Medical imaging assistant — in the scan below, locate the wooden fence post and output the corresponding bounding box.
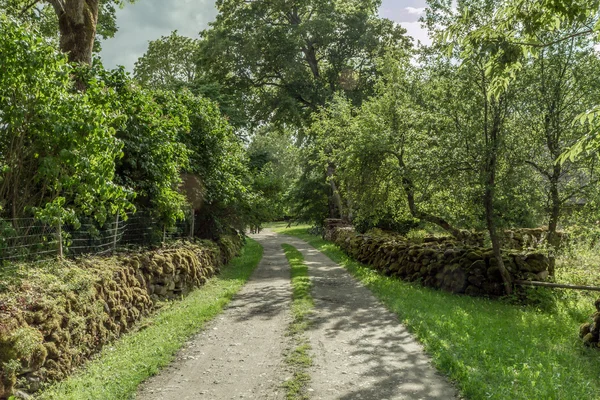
[57,221,63,259]
[190,209,195,239]
[112,213,120,252]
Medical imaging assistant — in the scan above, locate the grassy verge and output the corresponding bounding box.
[275,225,600,400]
[281,244,314,400]
[36,238,263,400]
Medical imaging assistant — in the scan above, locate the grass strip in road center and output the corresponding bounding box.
[282,244,315,400]
[37,238,263,400]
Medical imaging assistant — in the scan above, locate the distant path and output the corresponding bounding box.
[137,230,459,399]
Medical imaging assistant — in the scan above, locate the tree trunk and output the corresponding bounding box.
[49,0,99,65]
[390,150,462,237]
[327,162,343,219]
[547,165,561,276]
[485,182,513,295]
[404,176,462,237]
[483,92,512,295]
[303,43,320,79]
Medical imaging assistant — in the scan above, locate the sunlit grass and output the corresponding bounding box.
[277,226,600,400]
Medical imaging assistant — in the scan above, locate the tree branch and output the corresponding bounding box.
[525,160,551,179]
[19,0,42,16]
[508,28,594,49]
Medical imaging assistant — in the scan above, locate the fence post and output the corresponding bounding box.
[57,221,63,259]
[190,209,195,239]
[163,224,167,243]
[112,213,120,252]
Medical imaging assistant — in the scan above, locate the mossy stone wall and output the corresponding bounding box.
[580,299,600,348]
[328,226,550,297]
[0,236,242,399]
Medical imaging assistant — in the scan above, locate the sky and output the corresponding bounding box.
[100,0,431,71]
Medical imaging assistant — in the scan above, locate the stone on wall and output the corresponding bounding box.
[326,226,550,297]
[0,235,242,399]
[580,298,600,348]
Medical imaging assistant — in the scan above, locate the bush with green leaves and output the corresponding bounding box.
[0,14,130,226]
[0,14,255,241]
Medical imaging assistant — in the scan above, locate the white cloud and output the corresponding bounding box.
[99,0,217,71]
[400,21,432,47]
[405,7,426,15]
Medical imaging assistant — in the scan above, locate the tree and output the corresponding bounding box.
[317,51,496,237]
[0,14,130,225]
[246,127,300,224]
[134,31,200,90]
[175,90,251,237]
[95,68,190,225]
[423,0,517,293]
[513,37,600,272]
[200,0,411,221]
[445,0,600,158]
[199,0,410,128]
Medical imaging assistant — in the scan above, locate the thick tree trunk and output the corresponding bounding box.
[49,0,99,65]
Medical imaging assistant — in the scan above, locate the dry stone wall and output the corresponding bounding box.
[580,298,600,348]
[327,226,550,297]
[0,236,242,399]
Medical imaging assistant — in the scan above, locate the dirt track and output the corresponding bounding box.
[137,230,459,400]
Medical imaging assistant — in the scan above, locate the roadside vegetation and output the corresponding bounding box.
[4,0,600,398]
[275,224,600,400]
[281,244,314,400]
[36,239,263,400]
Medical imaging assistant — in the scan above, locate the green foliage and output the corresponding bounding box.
[199,0,410,128]
[286,163,331,225]
[441,0,600,158]
[93,68,189,225]
[246,128,300,224]
[287,0,600,244]
[175,91,252,236]
[0,12,255,240]
[0,15,131,225]
[134,31,200,90]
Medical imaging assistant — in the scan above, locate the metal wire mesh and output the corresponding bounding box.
[0,212,195,269]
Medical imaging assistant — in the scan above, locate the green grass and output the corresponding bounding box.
[281,244,314,400]
[36,239,263,400]
[275,226,600,400]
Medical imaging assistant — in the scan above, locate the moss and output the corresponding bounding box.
[580,323,591,338]
[583,333,596,346]
[0,239,236,398]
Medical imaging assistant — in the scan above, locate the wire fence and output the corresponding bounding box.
[0,212,196,269]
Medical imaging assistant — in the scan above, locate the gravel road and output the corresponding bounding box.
[137,230,459,400]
